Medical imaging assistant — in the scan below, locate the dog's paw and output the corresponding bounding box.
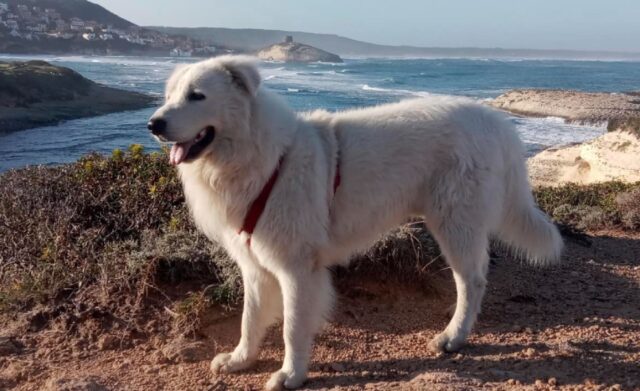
[264,369,307,390]
[210,352,255,374]
[428,332,465,353]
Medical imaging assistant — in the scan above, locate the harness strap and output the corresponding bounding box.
[239,155,340,246]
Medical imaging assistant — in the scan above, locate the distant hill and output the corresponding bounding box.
[150,26,640,61]
[0,1,218,56]
[4,0,135,29]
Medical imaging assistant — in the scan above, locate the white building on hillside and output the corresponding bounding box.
[70,18,85,30]
[6,19,18,29]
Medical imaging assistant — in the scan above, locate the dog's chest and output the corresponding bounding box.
[181,176,233,241]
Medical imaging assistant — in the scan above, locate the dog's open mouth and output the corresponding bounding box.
[169,126,216,165]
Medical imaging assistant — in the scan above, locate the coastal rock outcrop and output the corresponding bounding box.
[0,60,154,133]
[489,89,640,186]
[527,130,640,187]
[490,89,640,129]
[257,36,342,63]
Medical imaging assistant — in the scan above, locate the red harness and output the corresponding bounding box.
[238,156,340,246]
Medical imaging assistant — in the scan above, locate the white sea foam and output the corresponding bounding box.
[513,116,606,154]
[362,84,388,92]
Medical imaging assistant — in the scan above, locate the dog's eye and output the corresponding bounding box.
[187,91,206,101]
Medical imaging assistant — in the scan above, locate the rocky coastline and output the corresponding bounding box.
[490,89,640,186]
[0,60,155,133]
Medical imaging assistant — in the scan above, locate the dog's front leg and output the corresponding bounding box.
[265,267,334,390]
[211,263,282,374]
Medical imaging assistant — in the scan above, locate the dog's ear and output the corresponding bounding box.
[165,64,189,99]
[221,56,261,96]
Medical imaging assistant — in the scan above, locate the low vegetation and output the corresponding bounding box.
[608,116,640,138]
[1,147,638,337]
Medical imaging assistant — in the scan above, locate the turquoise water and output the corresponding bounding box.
[2,55,638,172]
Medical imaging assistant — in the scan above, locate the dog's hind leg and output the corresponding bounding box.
[211,262,282,374]
[265,267,334,391]
[427,223,490,353]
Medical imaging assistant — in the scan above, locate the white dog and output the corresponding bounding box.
[148,55,563,390]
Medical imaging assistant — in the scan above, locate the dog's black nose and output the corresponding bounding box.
[147,118,167,135]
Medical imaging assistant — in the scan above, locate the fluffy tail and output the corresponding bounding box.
[498,149,564,265]
[499,201,564,265]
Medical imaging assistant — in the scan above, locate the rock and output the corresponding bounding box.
[527,130,640,186]
[151,350,170,364]
[45,376,107,391]
[161,338,209,363]
[142,365,159,374]
[0,60,154,134]
[330,362,346,372]
[97,335,119,351]
[0,337,22,356]
[257,37,342,63]
[489,89,640,126]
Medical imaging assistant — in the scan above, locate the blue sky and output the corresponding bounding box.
[92,0,640,52]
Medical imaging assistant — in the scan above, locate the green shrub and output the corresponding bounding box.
[0,148,236,316]
[607,117,640,138]
[616,188,640,230]
[533,182,640,230]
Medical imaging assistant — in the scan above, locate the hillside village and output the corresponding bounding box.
[0,2,217,56]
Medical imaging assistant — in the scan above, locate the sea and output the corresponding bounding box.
[1,55,640,172]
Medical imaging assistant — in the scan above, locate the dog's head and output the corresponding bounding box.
[148,55,261,165]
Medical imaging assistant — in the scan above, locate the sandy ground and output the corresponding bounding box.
[1,230,639,391]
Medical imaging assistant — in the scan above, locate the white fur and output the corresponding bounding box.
[150,55,563,390]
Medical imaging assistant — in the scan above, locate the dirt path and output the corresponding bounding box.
[2,231,639,390]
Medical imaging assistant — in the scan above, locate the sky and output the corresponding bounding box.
[92,0,640,52]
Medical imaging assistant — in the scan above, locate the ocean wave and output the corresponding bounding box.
[296,71,327,76]
[362,84,389,92]
[513,116,605,150]
[361,84,440,98]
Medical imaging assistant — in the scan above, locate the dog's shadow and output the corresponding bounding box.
[302,339,640,389]
[314,233,640,388]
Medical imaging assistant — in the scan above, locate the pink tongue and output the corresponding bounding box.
[170,141,193,165]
